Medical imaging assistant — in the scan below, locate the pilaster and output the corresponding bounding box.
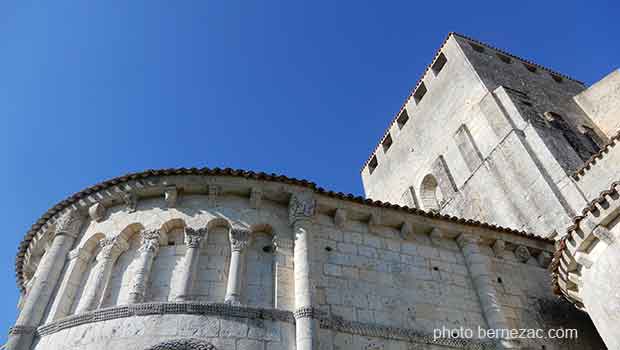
[7,210,84,350]
[224,228,251,305]
[174,226,207,301]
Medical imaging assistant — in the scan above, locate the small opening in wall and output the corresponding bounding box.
[497,277,503,284]
[524,63,537,73]
[397,109,409,129]
[541,346,546,350]
[496,53,512,64]
[469,42,484,53]
[551,73,563,83]
[262,245,274,253]
[325,246,333,252]
[431,52,448,76]
[413,82,427,104]
[382,134,393,153]
[433,266,439,271]
[168,240,175,246]
[368,156,378,174]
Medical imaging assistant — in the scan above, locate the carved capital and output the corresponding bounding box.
[184,227,207,248]
[229,228,251,252]
[54,210,83,238]
[139,229,161,254]
[88,202,106,222]
[515,245,531,263]
[164,186,178,208]
[288,193,316,225]
[68,247,91,263]
[98,237,129,261]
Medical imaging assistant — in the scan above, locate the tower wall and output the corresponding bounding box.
[361,34,611,236]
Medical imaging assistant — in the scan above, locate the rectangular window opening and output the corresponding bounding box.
[382,134,393,153]
[469,42,484,53]
[368,155,378,174]
[431,52,448,76]
[413,82,427,104]
[397,109,409,129]
[496,53,512,64]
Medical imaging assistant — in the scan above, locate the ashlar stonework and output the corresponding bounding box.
[7,32,620,350]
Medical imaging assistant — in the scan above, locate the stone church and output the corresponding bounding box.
[6,33,620,350]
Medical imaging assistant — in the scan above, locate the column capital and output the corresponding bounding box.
[54,210,84,238]
[289,192,316,225]
[229,228,251,252]
[184,227,207,248]
[139,229,161,254]
[68,247,91,263]
[98,237,129,261]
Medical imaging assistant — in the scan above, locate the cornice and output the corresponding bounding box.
[16,167,549,292]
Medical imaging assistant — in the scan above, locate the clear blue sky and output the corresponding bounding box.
[0,0,617,339]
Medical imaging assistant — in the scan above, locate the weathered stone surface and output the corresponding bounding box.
[9,32,615,350]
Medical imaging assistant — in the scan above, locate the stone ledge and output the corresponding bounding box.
[35,302,295,337]
[31,302,496,349]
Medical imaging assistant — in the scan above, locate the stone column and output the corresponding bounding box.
[289,193,317,350]
[174,227,206,301]
[74,236,129,313]
[225,228,251,305]
[7,210,83,350]
[47,247,91,320]
[457,234,520,349]
[128,229,161,304]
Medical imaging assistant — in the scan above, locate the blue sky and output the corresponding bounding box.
[0,0,618,340]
